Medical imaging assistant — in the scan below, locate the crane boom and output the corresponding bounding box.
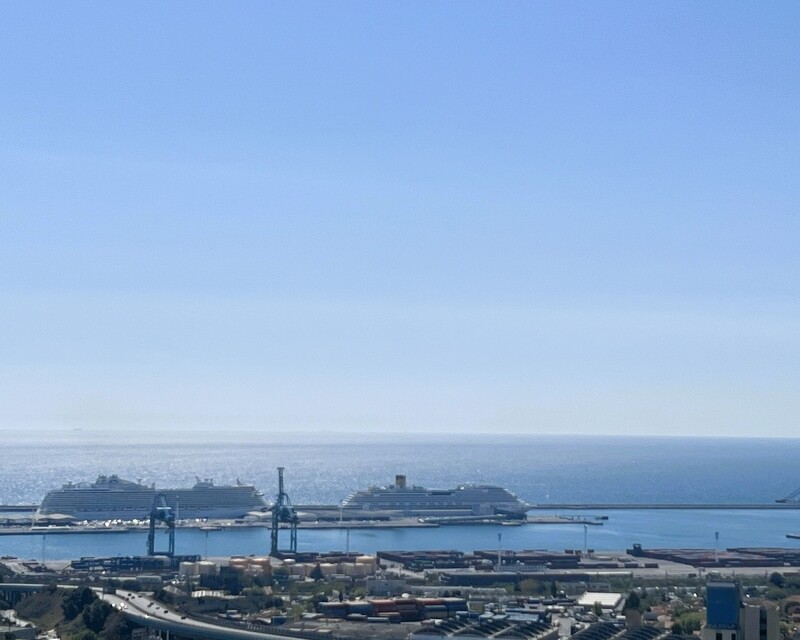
[776,486,800,503]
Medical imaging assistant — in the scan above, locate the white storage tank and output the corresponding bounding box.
[198,560,219,576]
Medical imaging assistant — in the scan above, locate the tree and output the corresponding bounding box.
[593,602,603,617]
[100,612,132,640]
[765,586,788,601]
[309,564,324,581]
[769,572,786,588]
[517,579,538,594]
[63,587,96,621]
[626,591,641,612]
[673,611,704,634]
[82,600,114,633]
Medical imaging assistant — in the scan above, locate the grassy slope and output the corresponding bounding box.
[14,589,67,630]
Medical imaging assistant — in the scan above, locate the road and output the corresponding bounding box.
[103,590,305,640]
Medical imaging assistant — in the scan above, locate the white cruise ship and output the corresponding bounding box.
[341,475,529,519]
[38,474,268,521]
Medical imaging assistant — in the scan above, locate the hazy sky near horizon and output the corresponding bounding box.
[1,3,799,437]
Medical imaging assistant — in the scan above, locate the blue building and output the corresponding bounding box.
[701,581,778,640]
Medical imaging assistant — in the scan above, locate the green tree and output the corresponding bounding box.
[765,587,788,601]
[674,611,704,633]
[100,612,132,640]
[63,587,96,621]
[626,591,641,611]
[309,564,324,581]
[769,572,786,588]
[220,567,251,595]
[82,600,114,633]
[784,574,800,591]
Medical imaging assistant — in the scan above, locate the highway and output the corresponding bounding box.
[101,590,319,640]
[0,584,324,640]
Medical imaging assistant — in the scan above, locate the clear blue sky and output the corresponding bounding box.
[1,2,798,436]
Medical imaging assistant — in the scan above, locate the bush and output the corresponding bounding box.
[673,611,704,633]
[765,587,788,601]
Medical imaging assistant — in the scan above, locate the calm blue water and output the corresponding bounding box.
[1,431,799,559]
[3,510,800,561]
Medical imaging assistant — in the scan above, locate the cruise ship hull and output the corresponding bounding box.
[38,475,268,521]
[341,475,528,519]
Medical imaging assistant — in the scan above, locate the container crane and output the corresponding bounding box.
[147,492,175,557]
[270,467,298,557]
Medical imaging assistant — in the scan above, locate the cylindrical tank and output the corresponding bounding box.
[198,560,219,576]
[356,555,376,566]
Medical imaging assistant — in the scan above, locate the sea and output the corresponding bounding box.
[2,430,800,561]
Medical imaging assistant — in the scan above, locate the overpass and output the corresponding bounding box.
[0,583,52,607]
[103,590,357,640]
